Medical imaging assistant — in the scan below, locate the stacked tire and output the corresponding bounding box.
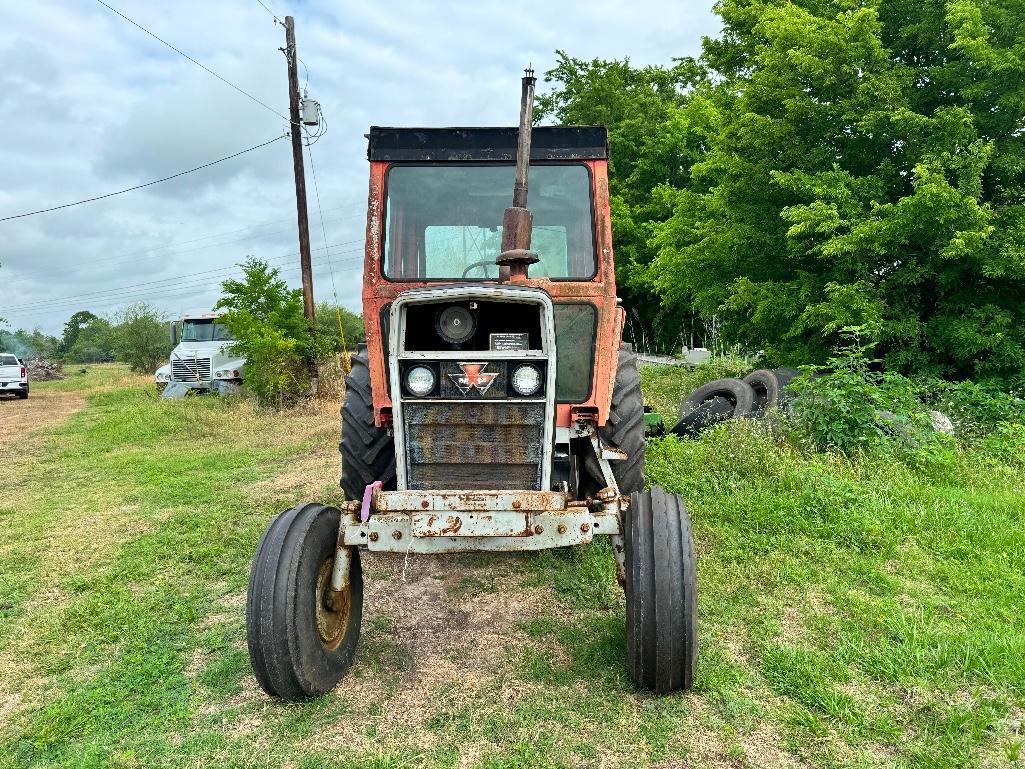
[671,367,798,437]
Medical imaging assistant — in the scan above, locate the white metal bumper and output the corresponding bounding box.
[339,489,624,554]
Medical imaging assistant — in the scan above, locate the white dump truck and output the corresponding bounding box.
[155,310,245,398]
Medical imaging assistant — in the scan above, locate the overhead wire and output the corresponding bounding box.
[95,0,294,125]
[7,249,367,321]
[0,136,286,223]
[4,241,366,312]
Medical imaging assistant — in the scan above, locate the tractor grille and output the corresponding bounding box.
[171,357,211,382]
[402,401,545,490]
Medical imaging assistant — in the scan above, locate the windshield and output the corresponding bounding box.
[0,354,19,366]
[384,163,595,280]
[180,320,232,342]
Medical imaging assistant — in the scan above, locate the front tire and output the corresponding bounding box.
[340,344,396,501]
[246,503,363,701]
[582,348,646,495]
[625,486,697,693]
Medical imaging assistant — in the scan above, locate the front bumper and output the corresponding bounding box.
[338,489,625,554]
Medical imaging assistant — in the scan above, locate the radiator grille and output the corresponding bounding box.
[171,357,211,382]
[402,402,545,490]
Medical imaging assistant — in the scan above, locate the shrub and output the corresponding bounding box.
[109,303,172,373]
[216,258,322,406]
[788,328,937,454]
[919,379,1025,441]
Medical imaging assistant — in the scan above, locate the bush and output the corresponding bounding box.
[919,379,1025,441]
[109,304,172,373]
[788,328,937,454]
[216,258,321,406]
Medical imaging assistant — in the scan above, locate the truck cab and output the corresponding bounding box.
[155,310,244,395]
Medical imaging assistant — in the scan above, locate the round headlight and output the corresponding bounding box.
[405,366,435,396]
[511,365,541,396]
[437,305,476,344]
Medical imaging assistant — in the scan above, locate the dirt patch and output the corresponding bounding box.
[0,389,87,459]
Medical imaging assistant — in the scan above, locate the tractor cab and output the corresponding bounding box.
[246,70,697,703]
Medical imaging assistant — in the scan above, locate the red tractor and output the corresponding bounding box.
[246,70,697,700]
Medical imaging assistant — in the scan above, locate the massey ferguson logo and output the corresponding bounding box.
[449,362,498,395]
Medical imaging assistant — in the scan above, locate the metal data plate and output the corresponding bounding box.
[490,332,529,351]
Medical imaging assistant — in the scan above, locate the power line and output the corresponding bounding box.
[4,241,365,312]
[0,136,286,223]
[6,250,367,321]
[95,0,293,125]
[254,0,281,23]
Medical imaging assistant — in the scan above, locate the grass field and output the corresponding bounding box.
[1,363,1023,768]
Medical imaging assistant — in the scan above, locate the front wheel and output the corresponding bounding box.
[246,503,363,701]
[625,486,697,693]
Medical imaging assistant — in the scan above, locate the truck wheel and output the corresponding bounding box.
[340,344,396,501]
[17,389,28,400]
[246,503,362,701]
[625,486,697,693]
[582,348,646,495]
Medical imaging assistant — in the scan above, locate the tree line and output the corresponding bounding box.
[537,0,1025,385]
[0,258,364,381]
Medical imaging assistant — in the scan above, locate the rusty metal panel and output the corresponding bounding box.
[375,489,568,512]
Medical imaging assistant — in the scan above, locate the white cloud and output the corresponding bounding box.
[0,0,718,334]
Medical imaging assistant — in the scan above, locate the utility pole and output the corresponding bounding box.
[283,16,316,331]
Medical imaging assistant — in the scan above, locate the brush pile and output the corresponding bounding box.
[26,356,64,381]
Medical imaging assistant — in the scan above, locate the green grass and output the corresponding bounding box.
[1,363,1023,768]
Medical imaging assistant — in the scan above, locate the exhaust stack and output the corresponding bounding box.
[496,67,539,283]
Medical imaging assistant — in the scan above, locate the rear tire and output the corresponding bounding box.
[246,503,363,701]
[625,486,697,693]
[340,344,396,501]
[582,349,646,496]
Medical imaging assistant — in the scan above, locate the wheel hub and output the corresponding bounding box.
[315,559,350,651]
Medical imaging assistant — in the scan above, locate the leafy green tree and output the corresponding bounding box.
[216,258,320,404]
[58,310,99,358]
[541,0,1025,380]
[315,302,365,355]
[67,317,115,363]
[109,303,172,373]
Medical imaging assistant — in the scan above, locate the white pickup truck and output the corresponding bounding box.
[0,353,29,399]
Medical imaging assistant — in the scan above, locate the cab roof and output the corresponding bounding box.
[367,125,607,162]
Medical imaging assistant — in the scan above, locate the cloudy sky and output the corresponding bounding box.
[0,0,718,335]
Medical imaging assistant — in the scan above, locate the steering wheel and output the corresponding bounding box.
[461,259,496,279]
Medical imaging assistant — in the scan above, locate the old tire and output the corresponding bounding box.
[625,486,698,693]
[340,344,396,501]
[679,378,755,421]
[247,503,363,701]
[743,369,781,415]
[670,395,733,437]
[582,348,646,495]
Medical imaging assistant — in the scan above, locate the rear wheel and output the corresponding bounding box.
[340,344,396,501]
[582,348,645,495]
[625,486,697,693]
[246,503,363,701]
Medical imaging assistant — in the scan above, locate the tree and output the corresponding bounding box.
[109,303,172,373]
[541,0,1025,381]
[216,258,320,404]
[58,310,99,358]
[67,317,115,363]
[315,302,365,355]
